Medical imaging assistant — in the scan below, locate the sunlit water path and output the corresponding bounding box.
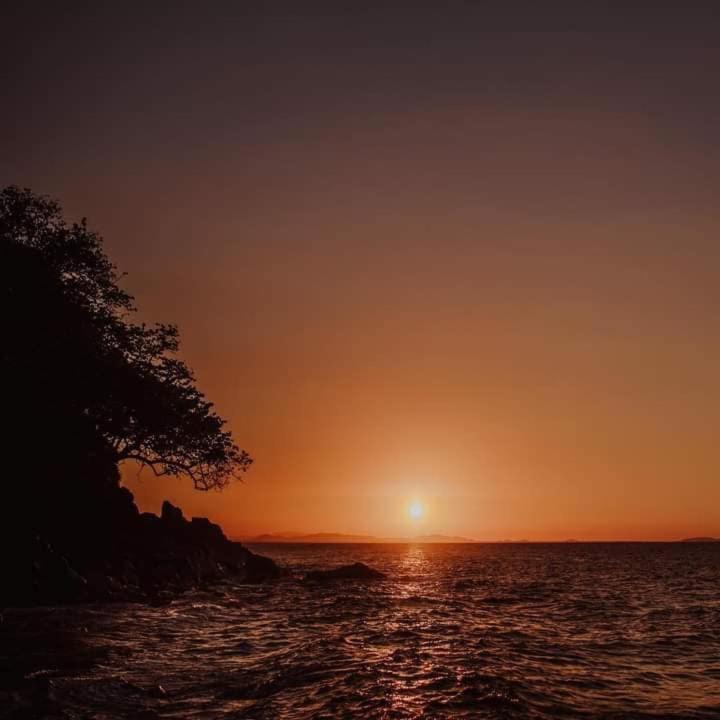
[3,543,720,719]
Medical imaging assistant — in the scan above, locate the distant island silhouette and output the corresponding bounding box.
[680,537,720,543]
[244,532,477,544]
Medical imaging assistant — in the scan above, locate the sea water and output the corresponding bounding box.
[3,543,719,718]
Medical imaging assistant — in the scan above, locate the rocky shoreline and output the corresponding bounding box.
[18,494,284,608]
[13,477,388,609]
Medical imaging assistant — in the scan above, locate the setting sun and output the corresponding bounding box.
[408,500,424,520]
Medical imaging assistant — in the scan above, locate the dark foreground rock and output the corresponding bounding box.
[14,495,285,608]
[305,562,385,582]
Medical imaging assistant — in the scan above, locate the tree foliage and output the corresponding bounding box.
[1,186,251,490]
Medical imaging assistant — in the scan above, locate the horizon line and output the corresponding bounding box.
[235,532,719,544]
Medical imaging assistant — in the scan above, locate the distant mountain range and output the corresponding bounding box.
[242,532,476,544]
[680,537,720,543]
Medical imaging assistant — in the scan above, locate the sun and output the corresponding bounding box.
[408,500,424,520]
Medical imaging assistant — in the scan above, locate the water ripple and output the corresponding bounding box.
[2,543,720,719]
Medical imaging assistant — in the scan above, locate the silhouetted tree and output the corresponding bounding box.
[1,186,251,491]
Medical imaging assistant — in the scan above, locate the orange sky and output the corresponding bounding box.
[123,205,720,541]
[4,12,720,540]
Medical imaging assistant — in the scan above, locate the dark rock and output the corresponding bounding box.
[243,550,286,583]
[161,500,185,529]
[17,482,285,607]
[30,536,88,604]
[190,516,227,546]
[305,562,385,582]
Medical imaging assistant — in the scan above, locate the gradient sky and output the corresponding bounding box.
[4,5,720,540]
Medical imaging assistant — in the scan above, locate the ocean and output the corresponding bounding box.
[3,542,720,719]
